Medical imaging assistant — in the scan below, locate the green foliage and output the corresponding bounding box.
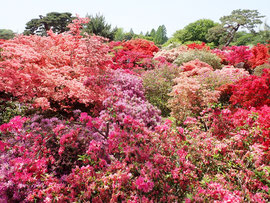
[114,28,125,41]
[206,24,227,46]
[143,64,180,117]
[231,31,255,46]
[173,50,222,69]
[253,63,270,76]
[83,14,117,41]
[0,29,15,39]
[24,12,74,36]
[171,19,217,45]
[219,9,265,46]
[0,100,30,125]
[154,25,168,45]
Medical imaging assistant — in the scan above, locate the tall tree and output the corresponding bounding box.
[0,29,15,39]
[83,14,117,41]
[154,25,168,45]
[24,12,74,36]
[114,28,125,41]
[150,28,156,38]
[219,9,265,46]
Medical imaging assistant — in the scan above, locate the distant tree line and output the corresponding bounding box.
[1,9,269,47]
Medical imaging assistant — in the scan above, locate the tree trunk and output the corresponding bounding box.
[224,24,240,47]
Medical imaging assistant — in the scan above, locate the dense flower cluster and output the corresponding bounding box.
[230,69,270,108]
[248,43,270,68]
[186,42,211,50]
[109,39,159,70]
[169,59,220,123]
[0,18,112,111]
[0,16,270,202]
[99,69,161,128]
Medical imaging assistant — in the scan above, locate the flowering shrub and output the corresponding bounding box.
[153,45,188,63]
[179,59,213,76]
[186,42,210,50]
[99,69,161,128]
[0,17,112,112]
[198,66,249,90]
[0,112,198,202]
[223,45,252,67]
[109,39,159,70]
[169,76,220,123]
[230,69,270,108]
[169,60,220,123]
[248,43,270,69]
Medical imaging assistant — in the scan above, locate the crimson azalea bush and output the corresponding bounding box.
[248,43,270,69]
[109,39,159,70]
[230,69,270,109]
[223,46,252,67]
[186,42,211,50]
[0,17,112,112]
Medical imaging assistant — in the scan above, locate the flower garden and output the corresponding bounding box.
[0,17,269,202]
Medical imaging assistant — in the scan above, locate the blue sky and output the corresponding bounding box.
[1,0,269,37]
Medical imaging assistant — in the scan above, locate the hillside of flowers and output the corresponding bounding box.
[0,18,270,202]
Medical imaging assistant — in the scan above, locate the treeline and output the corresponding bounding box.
[1,9,269,47]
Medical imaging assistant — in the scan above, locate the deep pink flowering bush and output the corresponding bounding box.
[0,112,199,202]
[223,46,252,67]
[182,109,270,202]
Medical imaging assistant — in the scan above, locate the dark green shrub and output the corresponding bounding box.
[173,49,222,69]
[142,64,180,117]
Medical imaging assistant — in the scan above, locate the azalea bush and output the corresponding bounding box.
[223,45,252,67]
[153,45,188,63]
[168,60,220,123]
[0,17,112,113]
[99,69,161,128]
[248,43,270,69]
[230,69,270,109]
[109,39,159,70]
[0,112,197,202]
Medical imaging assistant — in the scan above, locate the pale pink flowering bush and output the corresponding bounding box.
[169,59,219,123]
[153,45,188,63]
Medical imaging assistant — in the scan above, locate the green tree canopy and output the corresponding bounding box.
[154,25,168,45]
[0,29,15,39]
[83,14,117,41]
[24,12,74,36]
[172,19,217,44]
[214,9,265,46]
